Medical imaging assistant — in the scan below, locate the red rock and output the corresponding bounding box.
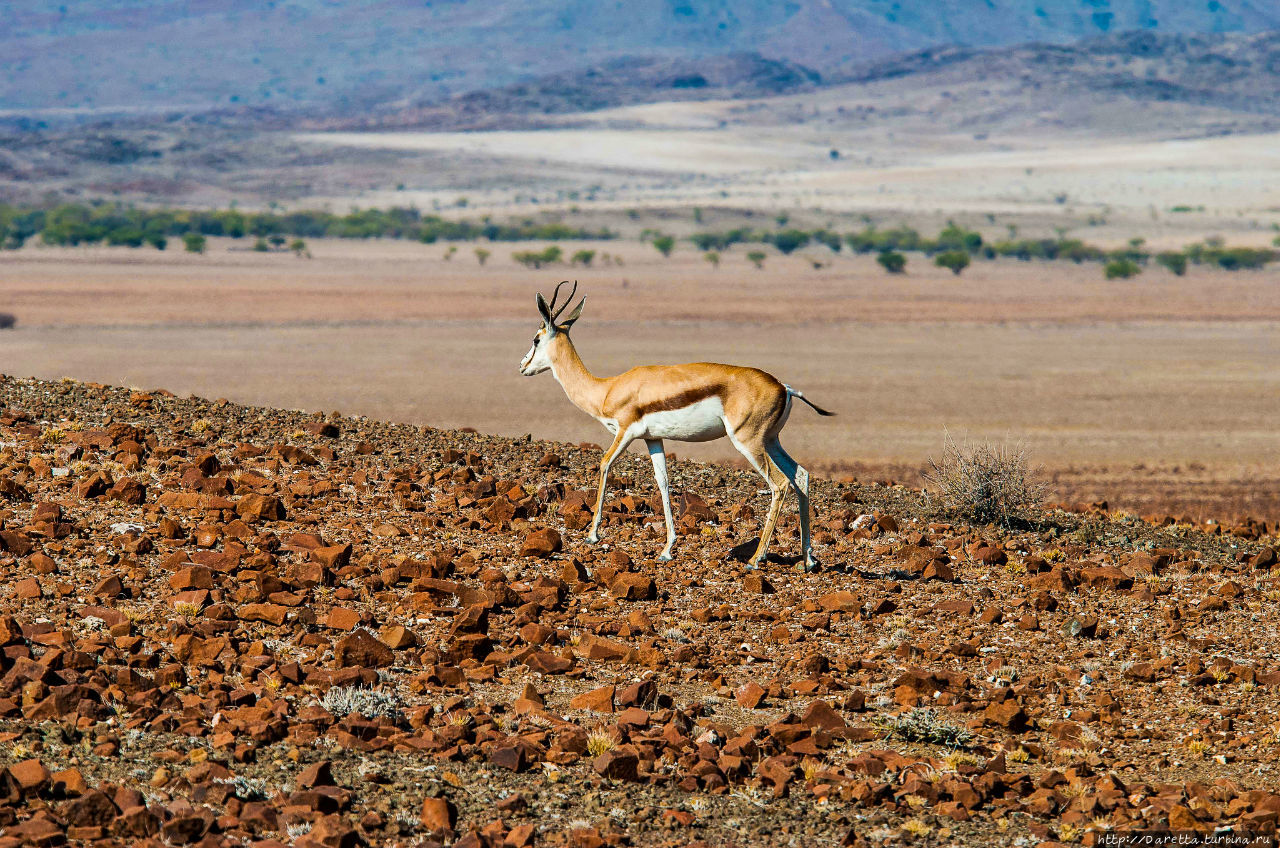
[983,701,1028,731]
[7,758,49,792]
[15,578,42,600]
[421,796,457,831]
[818,591,859,612]
[569,684,615,712]
[334,629,394,668]
[239,603,289,625]
[1080,566,1133,591]
[610,573,655,601]
[593,747,640,781]
[311,543,353,569]
[380,625,418,650]
[297,760,335,788]
[799,699,847,731]
[736,681,766,709]
[169,566,213,592]
[524,651,574,675]
[520,528,563,558]
[235,493,285,521]
[62,790,119,826]
[112,806,160,838]
[325,607,361,631]
[489,745,529,772]
[742,573,774,593]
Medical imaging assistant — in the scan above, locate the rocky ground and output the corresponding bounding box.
[0,375,1276,848]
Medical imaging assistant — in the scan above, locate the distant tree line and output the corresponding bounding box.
[685,222,1278,275]
[0,202,617,251]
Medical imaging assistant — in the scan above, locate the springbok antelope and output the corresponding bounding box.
[520,281,834,569]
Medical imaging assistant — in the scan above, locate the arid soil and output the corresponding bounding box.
[0,376,1276,848]
[0,239,1276,523]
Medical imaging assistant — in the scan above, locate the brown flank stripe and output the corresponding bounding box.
[634,383,725,418]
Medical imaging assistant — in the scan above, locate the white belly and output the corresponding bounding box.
[638,397,727,442]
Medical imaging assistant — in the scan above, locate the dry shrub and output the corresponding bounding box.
[924,435,1046,526]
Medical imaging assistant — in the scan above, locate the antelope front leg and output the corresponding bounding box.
[646,439,676,561]
[586,430,632,544]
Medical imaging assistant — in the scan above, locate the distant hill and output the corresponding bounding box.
[2,1,1279,115]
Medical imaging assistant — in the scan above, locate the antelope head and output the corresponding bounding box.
[520,280,585,376]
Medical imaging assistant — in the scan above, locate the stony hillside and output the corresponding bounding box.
[0,375,1276,847]
[3,0,1279,115]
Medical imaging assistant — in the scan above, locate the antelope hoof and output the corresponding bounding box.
[748,555,766,570]
[657,549,673,562]
[585,532,601,545]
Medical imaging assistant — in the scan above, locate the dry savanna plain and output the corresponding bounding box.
[0,235,1277,524]
[0,81,1279,848]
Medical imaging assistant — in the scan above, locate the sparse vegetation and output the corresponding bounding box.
[513,245,564,269]
[652,234,676,257]
[924,435,1046,526]
[182,233,206,254]
[876,251,907,274]
[934,250,970,276]
[571,249,596,267]
[703,251,720,268]
[474,247,491,266]
[1156,251,1187,275]
[875,708,974,748]
[746,250,767,269]
[1104,258,1141,279]
[770,229,810,255]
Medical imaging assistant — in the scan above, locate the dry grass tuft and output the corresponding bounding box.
[924,434,1047,526]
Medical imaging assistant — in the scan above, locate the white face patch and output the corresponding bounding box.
[520,326,553,375]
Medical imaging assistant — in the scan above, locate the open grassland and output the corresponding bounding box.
[0,238,1276,522]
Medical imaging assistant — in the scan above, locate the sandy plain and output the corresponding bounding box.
[1,237,1276,521]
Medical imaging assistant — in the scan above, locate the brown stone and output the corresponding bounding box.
[983,701,1028,731]
[169,566,213,592]
[325,607,361,631]
[297,760,335,788]
[818,591,859,612]
[334,629,394,668]
[736,681,766,709]
[742,573,774,593]
[520,528,563,558]
[420,796,457,831]
[380,625,419,650]
[799,699,847,731]
[610,573,656,601]
[593,747,640,781]
[311,543,353,569]
[236,493,285,521]
[569,684,615,712]
[239,603,289,626]
[7,758,49,792]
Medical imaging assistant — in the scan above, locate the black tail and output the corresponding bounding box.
[789,389,836,416]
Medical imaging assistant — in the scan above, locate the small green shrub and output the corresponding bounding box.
[1156,252,1187,276]
[746,250,767,269]
[183,233,206,254]
[771,229,810,255]
[1104,258,1141,279]
[652,235,675,257]
[571,249,596,267]
[934,251,970,276]
[876,251,906,273]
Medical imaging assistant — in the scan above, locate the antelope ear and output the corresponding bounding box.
[536,293,552,323]
[559,296,586,329]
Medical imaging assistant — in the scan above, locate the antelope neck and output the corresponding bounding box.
[548,335,607,418]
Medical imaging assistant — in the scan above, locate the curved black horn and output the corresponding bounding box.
[546,280,572,318]
[551,281,578,322]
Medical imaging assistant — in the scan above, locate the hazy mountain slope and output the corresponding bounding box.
[2,0,1278,114]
